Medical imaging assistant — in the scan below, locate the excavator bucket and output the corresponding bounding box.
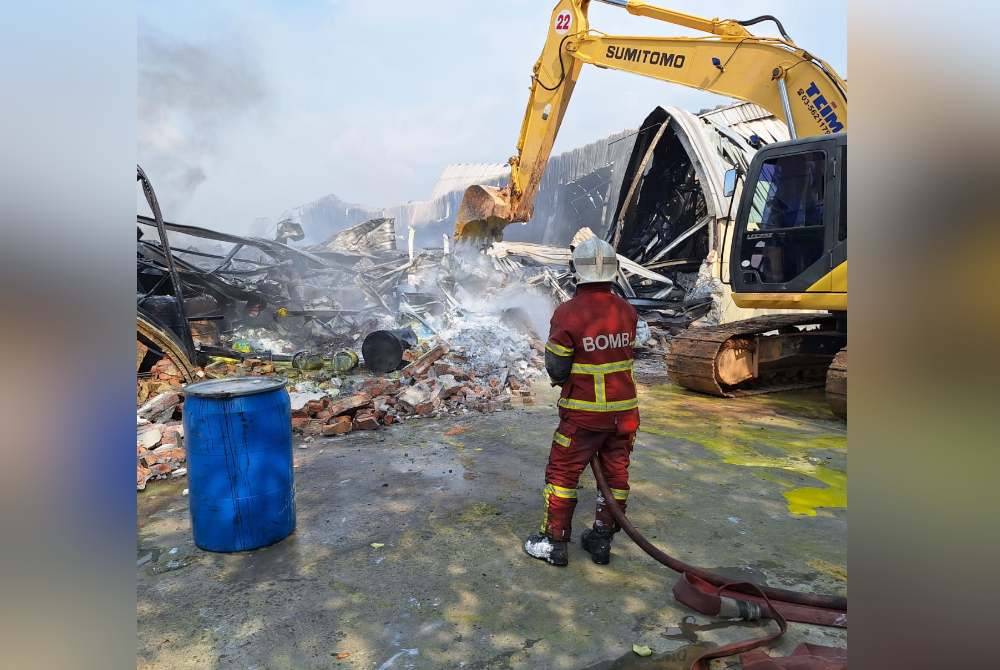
[453,184,516,243]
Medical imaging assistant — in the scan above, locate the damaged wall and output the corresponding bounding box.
[374,129,641,249]
[604,102,796,327]
[251,100,793,327]
[505,129,637,247]
[256,193,383,246]
[266,130,640,250]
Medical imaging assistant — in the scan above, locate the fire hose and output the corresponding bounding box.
[589,456,847,668]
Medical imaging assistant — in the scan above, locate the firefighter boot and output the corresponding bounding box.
[580,527,614,564]
[523,533,569,567]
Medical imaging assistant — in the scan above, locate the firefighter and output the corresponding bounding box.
[523,237,639,567]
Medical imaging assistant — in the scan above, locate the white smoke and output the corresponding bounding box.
[138,23,269,218]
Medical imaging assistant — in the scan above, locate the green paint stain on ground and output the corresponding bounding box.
[637,383,846,517]
[808,558,848,582]
[457,502,501,524]
[784,467,847,516]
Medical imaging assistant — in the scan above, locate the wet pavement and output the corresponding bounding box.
[137,381,846,669]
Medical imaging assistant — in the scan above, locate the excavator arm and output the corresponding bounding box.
[454,0,847,242]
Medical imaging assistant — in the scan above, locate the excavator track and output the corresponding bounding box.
[825,348,847,419]
[666,313,846,399]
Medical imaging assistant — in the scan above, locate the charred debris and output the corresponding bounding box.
[136,102,783,426]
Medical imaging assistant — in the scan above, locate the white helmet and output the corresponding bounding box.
[571,237,619,284]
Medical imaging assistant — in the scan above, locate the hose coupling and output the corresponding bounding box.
[718,596,765,621]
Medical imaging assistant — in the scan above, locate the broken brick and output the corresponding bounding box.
[326,392,373,417]
[137,425,162,450]
[353,410,379,430]
[137,464,152,491]
[150,358,183,384]
[303,419,326,435]
[372,396,391,414]
[159,427,181,447]
[362,378,400,398]
[143,446,186,466]
[433,362,470,380]
[414,399,440,416]
[400,343,448,380]
[147,463,173,477]
[434,374,464,400]
[137,391,181,422]
[291,417,311,432]
[322,416,353,436]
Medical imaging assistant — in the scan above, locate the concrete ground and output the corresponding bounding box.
[137,379,846,669]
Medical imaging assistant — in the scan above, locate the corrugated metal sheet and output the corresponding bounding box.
[699,101,790,145]
[604,101,788,239]
[664,106,730,222]
[383,129,639,247]
[311,217,397,254]
[430,164,509,200]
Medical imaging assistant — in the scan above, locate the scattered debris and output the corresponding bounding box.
[632,644,653,657]
[376,648,419,670]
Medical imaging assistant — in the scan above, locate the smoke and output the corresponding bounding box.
[446,249,560,339]
[492,288,556,342]
[138,24,268,218]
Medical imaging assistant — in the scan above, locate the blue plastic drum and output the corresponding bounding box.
[182,377,295,552]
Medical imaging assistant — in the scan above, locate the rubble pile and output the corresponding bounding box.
[137,181,601,492]
[136,316,545,489]
[136,357,189,406]
[136,356,290,489]
[136,391,186,491]
[287,329,544,438]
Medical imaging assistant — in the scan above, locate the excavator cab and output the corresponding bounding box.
[729,133,847,313]
[668,133,847,412]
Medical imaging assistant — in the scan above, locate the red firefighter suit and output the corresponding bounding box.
[540,282,639,542]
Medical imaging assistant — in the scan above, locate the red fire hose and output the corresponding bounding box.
[589,456,847,668]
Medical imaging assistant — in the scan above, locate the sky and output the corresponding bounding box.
[138,0,846,232]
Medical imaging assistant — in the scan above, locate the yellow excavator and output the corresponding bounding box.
[454,0,848,416]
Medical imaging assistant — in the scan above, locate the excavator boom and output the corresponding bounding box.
[455,0,849,416]
[454,0,846,242]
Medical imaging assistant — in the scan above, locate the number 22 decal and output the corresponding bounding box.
[554,11,572,34]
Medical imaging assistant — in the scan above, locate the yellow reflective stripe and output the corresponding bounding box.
[553,431,571,448]
[570,360,633,374]
[561,358,636,411]
[540,488,551,533]
[567,359,633,406]
[545,483,577,499]
[545,340,574,357]
[558,397,639,412]
[610,488,630,501]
